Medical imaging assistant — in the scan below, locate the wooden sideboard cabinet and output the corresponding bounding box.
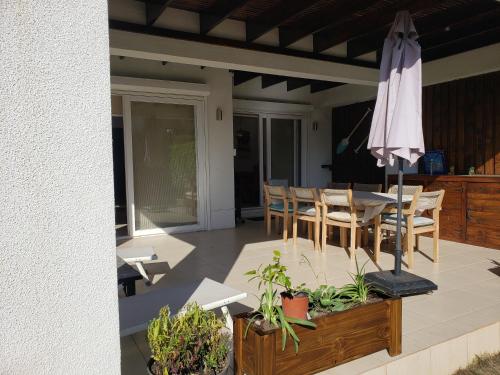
[387,175,500,250]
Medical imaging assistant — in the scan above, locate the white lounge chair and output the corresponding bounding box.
[119,278,247,336]
[116,246,157,286]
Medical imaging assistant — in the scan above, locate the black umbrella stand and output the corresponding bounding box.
[365,157,437,296]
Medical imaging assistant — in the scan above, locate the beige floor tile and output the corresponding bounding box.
[386,349,431,375]
[360,366,386,375]
[429,335,468,375]
[467,322,500,361]
[121,336,148,375]
[118,221,500,374]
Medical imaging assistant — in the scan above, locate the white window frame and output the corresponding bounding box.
[120,94,209,237]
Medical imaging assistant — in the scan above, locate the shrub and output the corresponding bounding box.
[147,303,230,375]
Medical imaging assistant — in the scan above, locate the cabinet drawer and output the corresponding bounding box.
[466,183,500,249]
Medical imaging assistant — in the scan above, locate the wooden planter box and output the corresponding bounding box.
[233,296,401,375]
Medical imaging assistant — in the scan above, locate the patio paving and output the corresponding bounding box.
[118,220,500,375]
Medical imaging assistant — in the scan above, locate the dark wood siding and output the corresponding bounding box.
[422,71,500,175]
[331,100,383,185]
[332,71,500,181]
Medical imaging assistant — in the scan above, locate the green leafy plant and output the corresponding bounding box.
[306,284,347,317]
[339,258,372,304]
[147,303,230,375]
[245,250,316,352]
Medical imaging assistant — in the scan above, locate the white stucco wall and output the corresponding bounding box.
[0,2,120,374]
[110,58,235,229]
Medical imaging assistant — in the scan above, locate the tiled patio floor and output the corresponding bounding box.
[119,221,500,375]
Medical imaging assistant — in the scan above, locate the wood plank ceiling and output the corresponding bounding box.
[111,0,500,93]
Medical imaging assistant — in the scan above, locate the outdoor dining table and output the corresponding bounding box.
[351,191,413,222]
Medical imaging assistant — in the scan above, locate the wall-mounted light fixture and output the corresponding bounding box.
[216,107,223,121]
[312,121,319,131]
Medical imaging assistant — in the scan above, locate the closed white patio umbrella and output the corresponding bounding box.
[365,11,437,296]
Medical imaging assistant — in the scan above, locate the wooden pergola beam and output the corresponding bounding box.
[145,0,175,26]
[200,0,249,35]
[313,0,437,53]
[422,25,500,62]
[261,75,287,89]
[246,0,322,42]
[286,77,310,91]
[233,71,260,86]
[310,81,345,93]
[347,2,500,58]
[278,0,382,48]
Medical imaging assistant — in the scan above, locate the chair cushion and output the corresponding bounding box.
[326,211,361,222]
[382,213,434,227]
[269,202,293,213]
[297,205,317,216]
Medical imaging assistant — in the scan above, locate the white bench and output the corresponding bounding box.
[116,246,157,286]
[119,278,247,336]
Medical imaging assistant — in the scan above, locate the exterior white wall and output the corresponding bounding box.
[111,58,235,229]
[0,1,120,374]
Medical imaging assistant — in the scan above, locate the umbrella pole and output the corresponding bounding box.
[394,157,404,276]
[364,156,437,296]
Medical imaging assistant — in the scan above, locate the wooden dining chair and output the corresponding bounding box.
[263,184,292,242]
[352,183,382,244]
[373,185,423,268]
[328,182,351,189]
[290,187,322,250]
[353,183,382,192]
[414,190,446,263]
[387,184,423,195]
[321,189,372,258]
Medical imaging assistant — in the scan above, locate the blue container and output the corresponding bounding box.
[422,150,447,175]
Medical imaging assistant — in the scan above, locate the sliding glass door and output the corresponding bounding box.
[233,113,303,215]
[266,117,301,187]
[123,95,207,236]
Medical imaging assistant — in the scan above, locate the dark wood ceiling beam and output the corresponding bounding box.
[246,0,322,42]
[347,2,500,58]
[310,81,345,93]
[145,0,175,26]
[261,75,287,89]
[200,0,249,35]
[422,25,500,62]
[286,78,311,91]
[109,20,379,69]
[233,71,260,86]
[313,0,437,53]
[278,0,382,48]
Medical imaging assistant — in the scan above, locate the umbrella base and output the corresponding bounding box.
[365,270,437,297]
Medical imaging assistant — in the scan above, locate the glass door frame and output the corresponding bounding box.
[233,110,307,216]
[264,114,302,187]
[122,94,208,237]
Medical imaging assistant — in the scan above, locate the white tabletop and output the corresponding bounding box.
[119,278,247,336]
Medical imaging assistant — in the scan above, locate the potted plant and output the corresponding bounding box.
[247,250,309,320]
[234,257,402,375]
[147,303,231,375]
[244,251,316,351]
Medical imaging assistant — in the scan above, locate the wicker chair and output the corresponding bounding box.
[290,187,322,251]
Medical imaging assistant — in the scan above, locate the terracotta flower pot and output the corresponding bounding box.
[281,292,309,320]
